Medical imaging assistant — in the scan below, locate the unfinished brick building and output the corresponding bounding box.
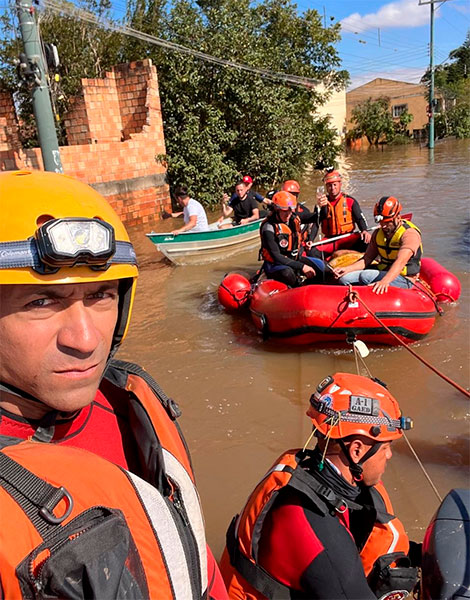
[0,59,171,226]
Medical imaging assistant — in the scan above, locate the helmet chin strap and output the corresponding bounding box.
[338,439,383,483]
[0,381,43,404]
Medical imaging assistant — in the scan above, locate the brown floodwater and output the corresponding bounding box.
[118,138,470,557]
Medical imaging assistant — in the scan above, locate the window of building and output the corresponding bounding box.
[392,104,408,118]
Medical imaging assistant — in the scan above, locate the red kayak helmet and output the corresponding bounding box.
[323,170,342,184]
[282,180,300,194]
[307,372,412,443]
[271,191,297,211]
[218,273,252,311]
[242,175,253,185]
[374,196,402,223]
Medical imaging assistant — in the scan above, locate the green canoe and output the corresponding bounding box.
[146,218,262,265]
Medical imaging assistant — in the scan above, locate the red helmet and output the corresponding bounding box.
[281,180,300,194]
[307,372,412,443]
[242,175,253,185]
[218,273,252,311]
[323,170,342,184]
[271,191,297,211]
[374,196,402,223]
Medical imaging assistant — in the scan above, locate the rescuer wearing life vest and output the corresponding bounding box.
[0,170,228,600]
[334,196,422,294]
[220,372,420,600]
[259,190,325,287]
[280,179,319,243]
[308,170,371,255]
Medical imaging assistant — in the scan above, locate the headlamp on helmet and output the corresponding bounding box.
[307,372,412,442]
[0,169,139,352]
[374,196,402,224]
[36,218,116,271]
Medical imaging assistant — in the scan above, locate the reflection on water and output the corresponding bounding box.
[119,138,470,556]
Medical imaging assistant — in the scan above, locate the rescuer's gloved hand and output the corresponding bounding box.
[368,552,418,599]
[161,211,172,219]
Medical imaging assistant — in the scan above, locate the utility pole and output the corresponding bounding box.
[429,0,435,149]
[16,0,63,172]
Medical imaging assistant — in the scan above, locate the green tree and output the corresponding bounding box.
[421,31,470,139]
[350,97,395,145]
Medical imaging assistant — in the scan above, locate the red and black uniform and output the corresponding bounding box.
[0,359,228,600]
[260,213,324,287]
[221,448,416,600]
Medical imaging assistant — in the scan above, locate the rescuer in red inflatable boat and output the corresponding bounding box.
[220,372,421,600]
[259,190,326,287]
[334,196,422,294]
[307,170,371,257]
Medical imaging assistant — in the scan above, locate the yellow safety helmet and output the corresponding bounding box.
[0,170,138,349]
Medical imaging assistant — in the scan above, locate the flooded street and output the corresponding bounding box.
[118,138,470,557]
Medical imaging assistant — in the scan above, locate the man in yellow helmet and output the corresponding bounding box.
[0,170,228,599]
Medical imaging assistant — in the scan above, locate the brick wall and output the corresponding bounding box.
[0,59,170,226]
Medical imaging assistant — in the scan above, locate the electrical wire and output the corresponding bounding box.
[42,0,327,90]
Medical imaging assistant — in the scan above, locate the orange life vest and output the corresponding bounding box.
[220,449,409,599]
[322,194,355,238]
[260,216,303,263]
[359,482,410,576]
[0,359,208,600]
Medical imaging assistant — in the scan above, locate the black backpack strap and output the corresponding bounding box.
[0,451,73,538]
[226,516,291,600]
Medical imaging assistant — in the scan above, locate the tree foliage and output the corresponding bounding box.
[421,31,470,139]
[0,0,348,207]
[350,97,395,145]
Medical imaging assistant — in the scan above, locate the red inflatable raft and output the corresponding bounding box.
[218,257,460,346]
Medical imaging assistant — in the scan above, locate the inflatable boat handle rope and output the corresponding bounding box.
[346,287,470,400]
[351,338,444,502]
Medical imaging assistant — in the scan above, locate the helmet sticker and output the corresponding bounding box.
[320,394,333,408]
[279,239,288,248]
[349,396,379,416]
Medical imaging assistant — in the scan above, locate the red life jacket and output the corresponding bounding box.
[0,359,209,600]
[220,449,409,599]
[322,194,355,237]
[260,216,303,263]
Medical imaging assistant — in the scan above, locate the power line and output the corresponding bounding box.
[42,0,327,90]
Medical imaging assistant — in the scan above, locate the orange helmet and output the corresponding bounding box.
[323,170,342,184]
[374,196,402,223]
[281,180,300,194]
[271,191,297,211]
[307,372,412,443]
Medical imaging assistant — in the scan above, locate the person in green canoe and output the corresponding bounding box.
[169,185,210,234]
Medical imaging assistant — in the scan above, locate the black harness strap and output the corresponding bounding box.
[0,451,73,538]
[226,517,291,600]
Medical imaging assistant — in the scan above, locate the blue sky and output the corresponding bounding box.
[296,0,470,89]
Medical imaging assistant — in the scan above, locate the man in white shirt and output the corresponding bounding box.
[170,186,209,234]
